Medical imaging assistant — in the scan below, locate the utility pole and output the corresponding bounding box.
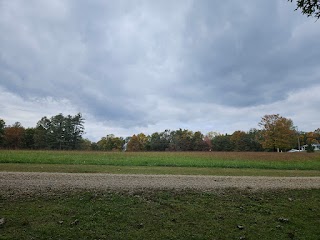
[296,127,301,151]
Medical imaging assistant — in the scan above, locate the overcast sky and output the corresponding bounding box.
[0,0,319,141]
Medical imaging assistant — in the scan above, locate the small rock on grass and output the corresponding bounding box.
[0,218,5,226]
[237,225,244,230]
[137,223,144,229]
[70,219,79,225]
[278,217,289,223]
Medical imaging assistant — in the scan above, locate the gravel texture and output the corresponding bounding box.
[1,172,320,196]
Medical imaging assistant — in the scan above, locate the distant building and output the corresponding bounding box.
[301,144,320,151]
[122,142,128,152]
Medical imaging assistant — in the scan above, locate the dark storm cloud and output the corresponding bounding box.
[0,0,319,136]
[177,1,320,107]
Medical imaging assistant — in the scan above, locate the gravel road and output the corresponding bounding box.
[1,172,320,196]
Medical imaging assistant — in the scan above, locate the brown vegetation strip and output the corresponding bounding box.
[1,172,320,196]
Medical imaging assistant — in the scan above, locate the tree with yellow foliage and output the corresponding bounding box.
[259,114,296,152]
[127,133,149,151]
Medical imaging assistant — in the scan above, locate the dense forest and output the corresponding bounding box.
[0,113,319,152]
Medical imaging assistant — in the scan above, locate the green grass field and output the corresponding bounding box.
[1,150,320,239]
[1,150,320,171]
[2,163,320,176]
[1,189,320,239]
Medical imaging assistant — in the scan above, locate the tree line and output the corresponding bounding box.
[0,113,319,152]
[0,113,84,150]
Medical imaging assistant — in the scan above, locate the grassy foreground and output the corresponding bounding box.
[1,151,320,239]
[1,189,319,239]
[1,163,320,177]
[1,150,320,171]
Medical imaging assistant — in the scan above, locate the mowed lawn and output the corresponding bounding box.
[1,189,320,239]
[0,150,320,176]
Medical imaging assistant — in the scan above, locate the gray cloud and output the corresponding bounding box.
[178,1,320,107]
[0,0,319,140]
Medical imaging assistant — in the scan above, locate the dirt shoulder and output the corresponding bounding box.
[1,172,320,196]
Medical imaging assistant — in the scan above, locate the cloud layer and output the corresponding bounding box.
[0,0,319,141]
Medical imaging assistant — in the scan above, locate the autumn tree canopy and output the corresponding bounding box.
[259,114,296,151]
[97,134,125,151]
[0,113,318,152]
[4,122,25,149]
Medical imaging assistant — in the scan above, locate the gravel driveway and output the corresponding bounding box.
[1,172,320,196]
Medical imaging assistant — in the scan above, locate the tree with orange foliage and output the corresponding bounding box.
[306,132,318,144]
[230,131,247,151]
[4,122,25,149]
[126,133,149,151]
[259,114,296,152]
